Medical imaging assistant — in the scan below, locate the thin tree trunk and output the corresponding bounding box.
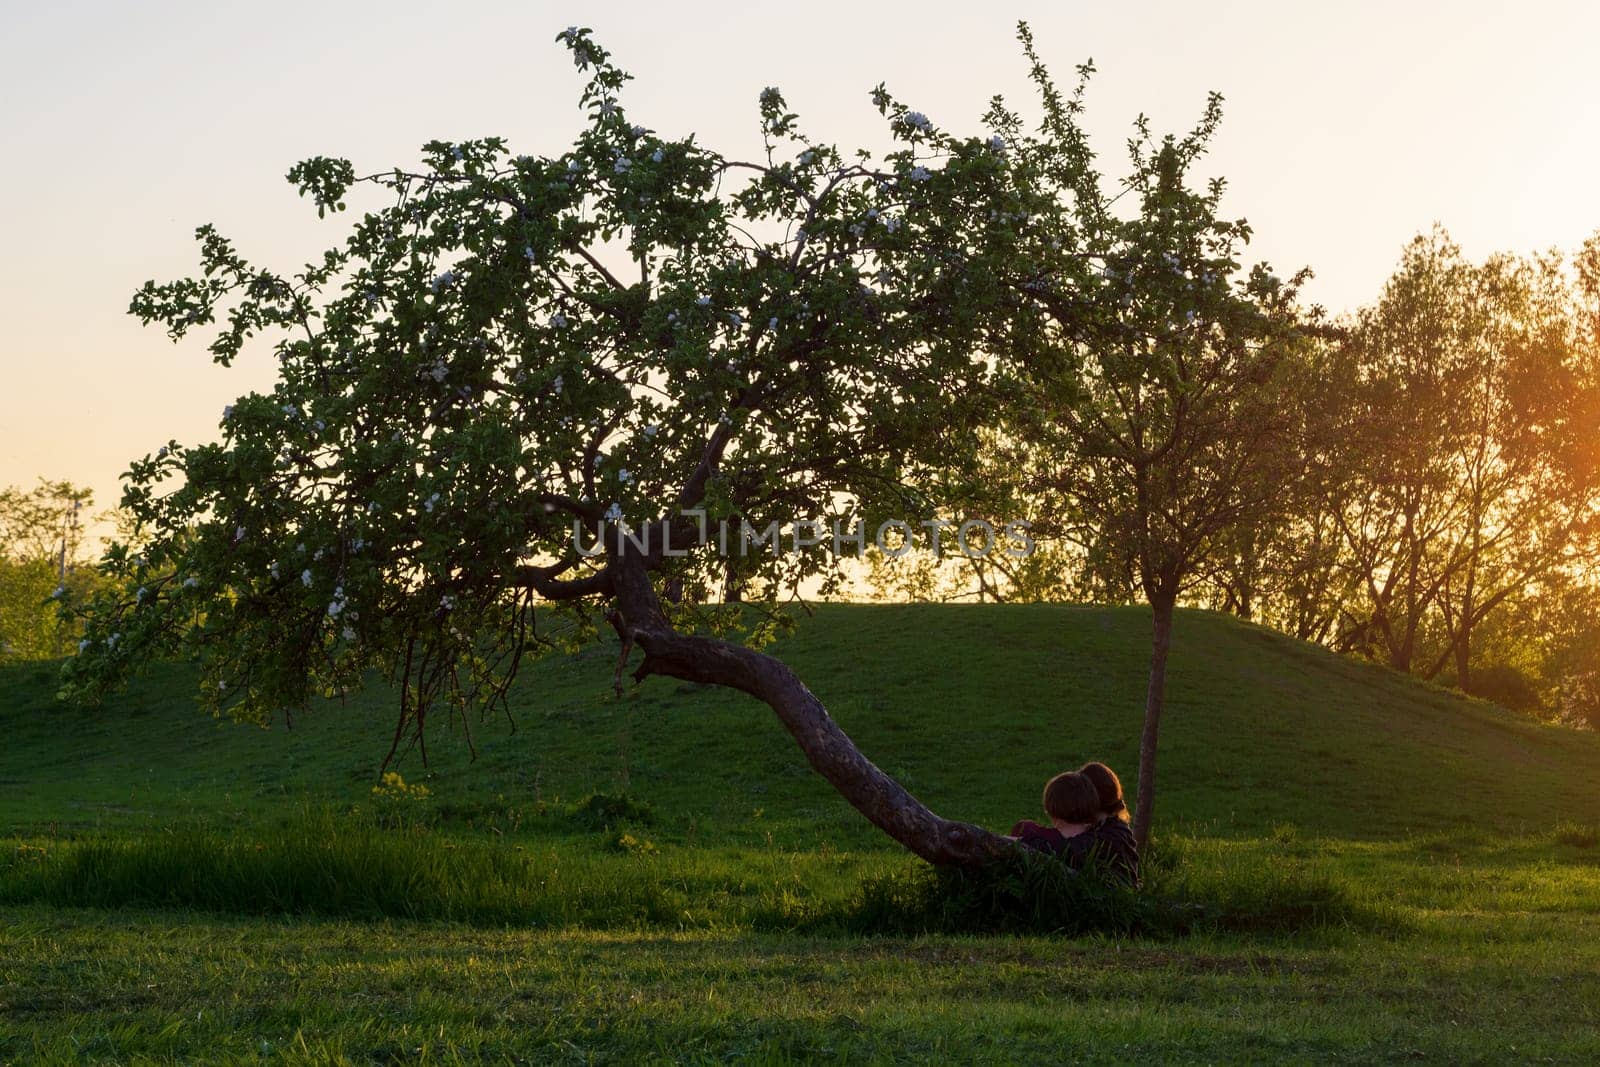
[1132,595,1175,852]
[610,551,1011,867]
[1454,629,1472,693]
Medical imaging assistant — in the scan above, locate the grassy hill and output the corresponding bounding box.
[3,603,1597,843]
[6,604,1600,1063]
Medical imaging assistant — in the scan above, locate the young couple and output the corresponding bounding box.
[1008,761,1140,886]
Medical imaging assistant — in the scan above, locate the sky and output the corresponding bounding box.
[1,0,1596,524]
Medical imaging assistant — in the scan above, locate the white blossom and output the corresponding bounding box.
[184,576,198,589]
[768,316,779,331]
[78,639,90,652]
[431,270,455,293]
[630,124,646,137]
[696,294,711,307]
[301,569,313,587]
[451,146,464,162]
[883,216,901,234]
[51,585,65,599]
[424,492,441,513]
[798,149,815,166]
[234,526,246,542]
[988,134,1006,153]
[270,562,279,579]
[553,375,564,394]
[342,626,357,642]
[567,158,581,174]
[430,360,447,383]
[643,423,659,437]
[651,147,663,163]
[524,245,536,261]
[351,538,365,552]
[904,111,931,133]
[604,502,623,522]
[550,311,568,328]
[136,586,147,602]
[613,155,631,174]
[440,593,456,610]
[617,468,633,484]
[907,166,931,182]
[222,404,234,421]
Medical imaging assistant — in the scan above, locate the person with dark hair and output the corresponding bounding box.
[1008,771,1100,857]
[1009,764,1141,886]
[1079,761,1129,824]
[1075,760,1140,885]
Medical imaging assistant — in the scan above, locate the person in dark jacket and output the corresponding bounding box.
[1077,760,1140,885]
[1009,764,1141,887]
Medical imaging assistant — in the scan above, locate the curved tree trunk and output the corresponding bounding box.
[609,553,1013,867]
[1132,595,1175,852]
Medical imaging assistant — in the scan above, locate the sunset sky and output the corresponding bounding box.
[2,0,1596,521]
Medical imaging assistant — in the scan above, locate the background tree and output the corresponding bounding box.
[64,29,1072,867]
[0,480,100,661]
[1323,231,1600,689]
[996,41,1314,848]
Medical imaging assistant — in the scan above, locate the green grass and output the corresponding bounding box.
[3,604,1600,1062]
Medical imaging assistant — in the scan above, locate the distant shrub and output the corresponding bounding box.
[1461,664,1544,714]
[1554,821,1599,849]
[568,792,657,831]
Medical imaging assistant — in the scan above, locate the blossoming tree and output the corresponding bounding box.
[66,28,1055,866]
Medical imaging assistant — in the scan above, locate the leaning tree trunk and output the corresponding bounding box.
[609,553,1012,867]
[1132,595,1176,853]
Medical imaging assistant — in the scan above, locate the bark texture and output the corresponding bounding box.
[1132,596,1175,852]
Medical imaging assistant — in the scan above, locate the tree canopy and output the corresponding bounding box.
[65,27,1062,864]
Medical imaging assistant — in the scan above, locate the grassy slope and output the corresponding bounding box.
[2,603,1596,841]
[4,604,1600,1064]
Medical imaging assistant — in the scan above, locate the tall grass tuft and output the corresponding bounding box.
[764,835,1400,938]
[0,810,683,927]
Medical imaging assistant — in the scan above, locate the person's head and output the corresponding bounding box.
[1079,761,1129,823]
[1041,771,1101,827]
